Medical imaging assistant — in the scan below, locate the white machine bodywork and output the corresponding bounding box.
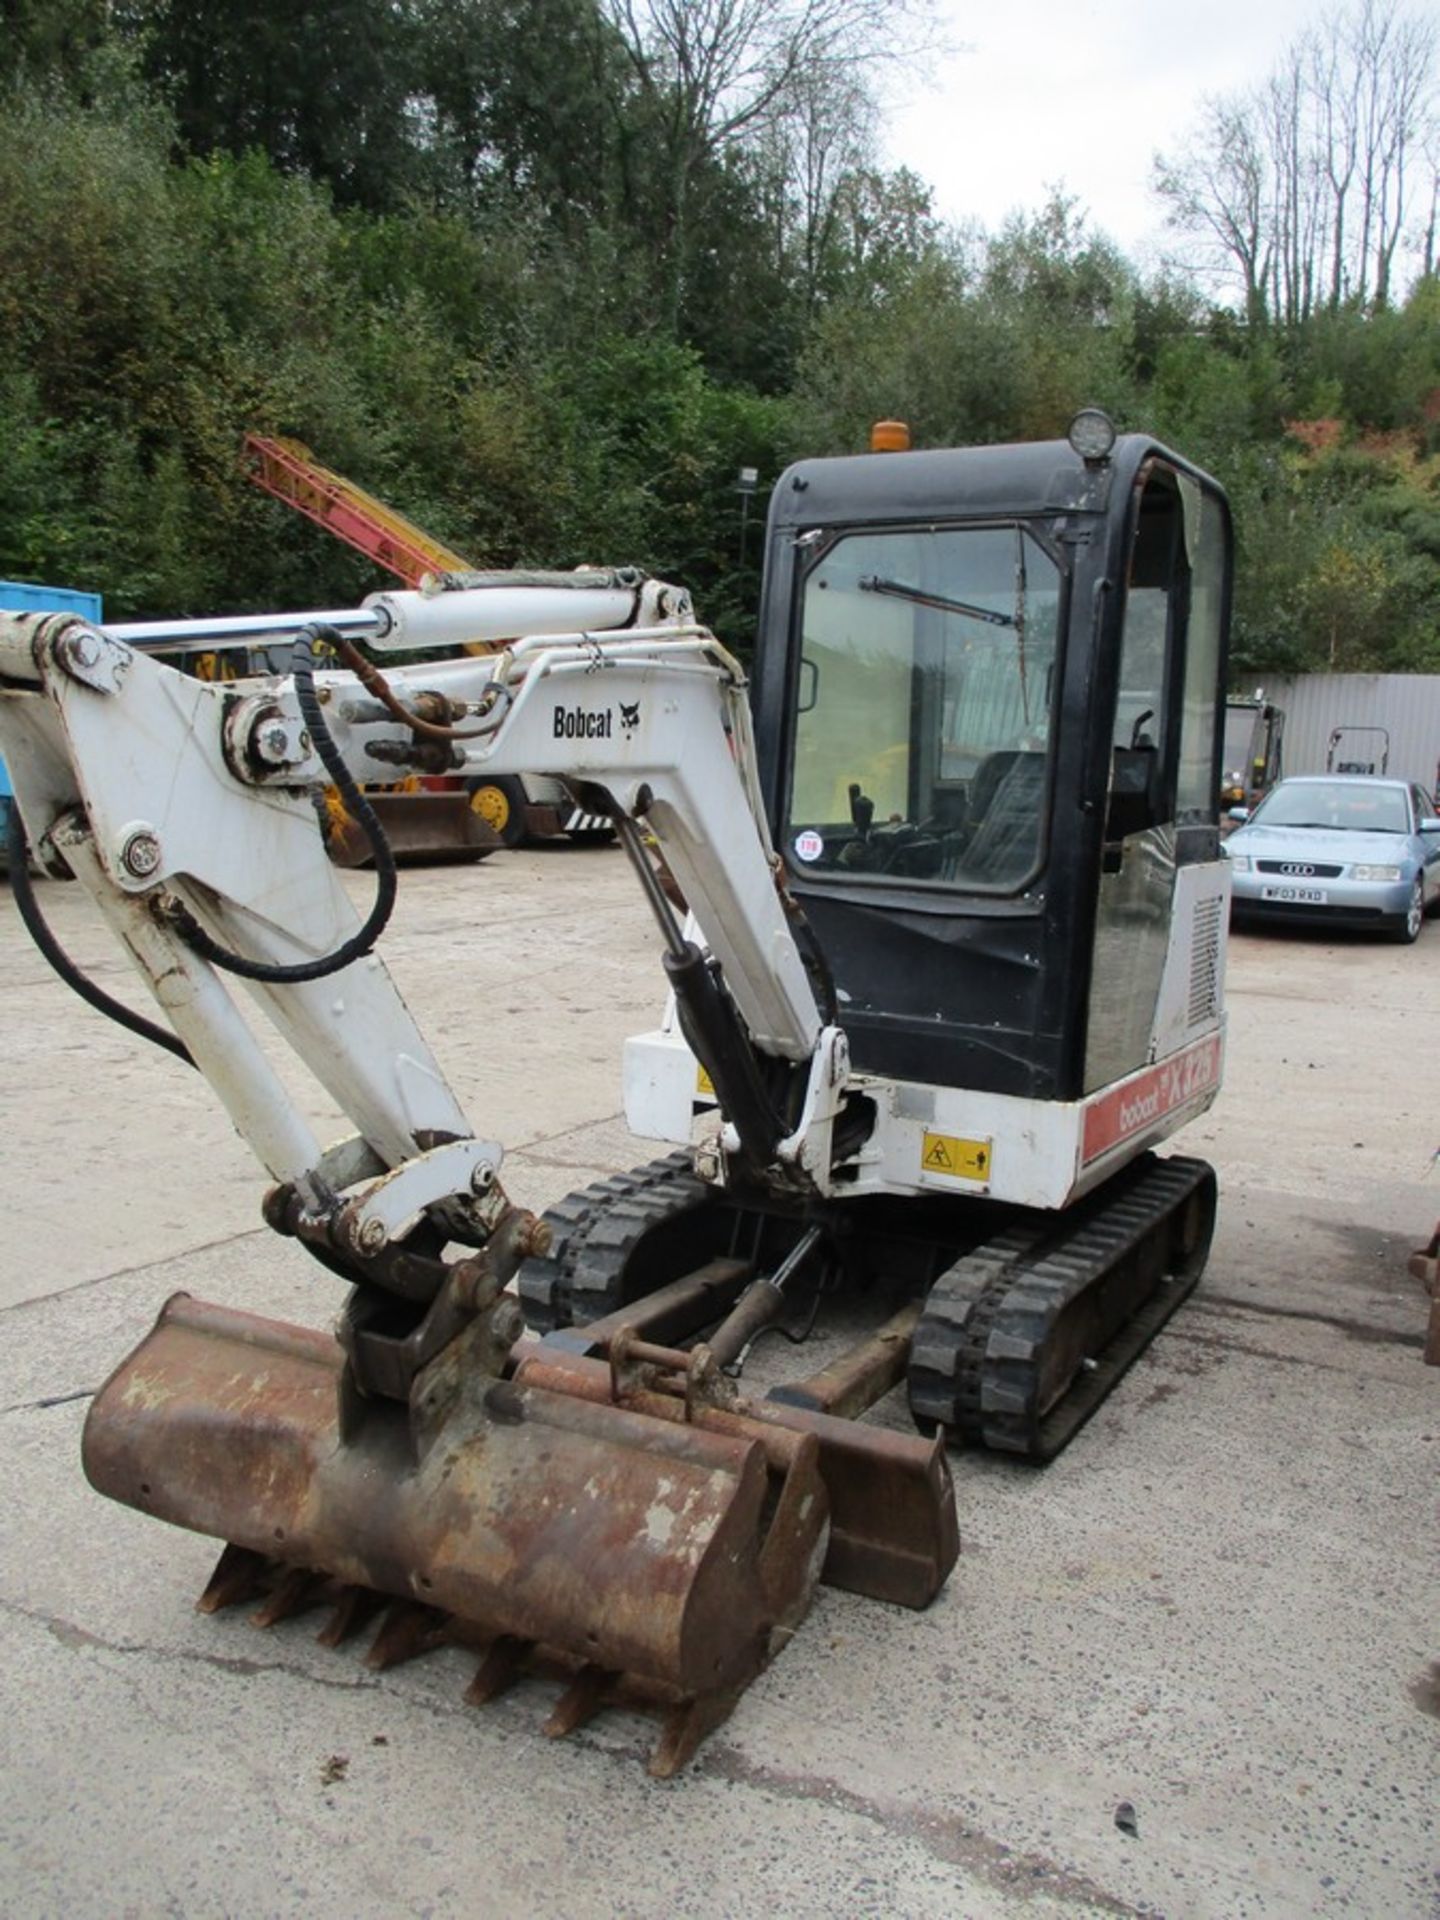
[0,573,1224,1246]
[624,1024,1224,1212]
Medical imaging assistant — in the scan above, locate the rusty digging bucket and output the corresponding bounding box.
[83,1292,940,1775]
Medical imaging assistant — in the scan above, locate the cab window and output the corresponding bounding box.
[1103,466,1227,848]
[787,524,1062,893]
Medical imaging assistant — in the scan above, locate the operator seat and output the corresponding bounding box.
[966,750,1020,821]
[950,750,1046,886]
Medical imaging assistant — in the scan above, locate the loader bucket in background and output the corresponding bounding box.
[81,1294,830,1775]
[325,790,501,867]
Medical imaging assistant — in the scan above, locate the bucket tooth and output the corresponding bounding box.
[365,1601,451,1672]
[197,1543,271,1615]
[251,1566,330,1630]
[543,1664,613,1739]
[649,1690,739,1780]
[464,1636,529,1708]
[317,1585,385,1649]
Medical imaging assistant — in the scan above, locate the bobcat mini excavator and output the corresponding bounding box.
[0,414,1231,1773]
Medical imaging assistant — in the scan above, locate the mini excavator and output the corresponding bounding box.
[0,414,1232,1773]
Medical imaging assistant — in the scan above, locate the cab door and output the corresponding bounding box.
[1084,465,1229,1092]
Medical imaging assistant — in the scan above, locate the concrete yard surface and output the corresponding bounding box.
[1,847,1436,1918]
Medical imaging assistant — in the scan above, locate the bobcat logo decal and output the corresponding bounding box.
[619,701,641,737]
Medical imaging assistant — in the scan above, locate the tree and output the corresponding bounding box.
[414,0,642,225]
[0,0,110,88]
[1154,0,1438,320]
[1349,0,1436,306]
[1153,96,1274,324]
[745,64,877,317]
[121,0,428,212]
[596,0,938,327]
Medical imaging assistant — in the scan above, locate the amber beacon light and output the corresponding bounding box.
[869,419,911,452]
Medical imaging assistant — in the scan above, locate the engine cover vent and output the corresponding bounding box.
[1187,895,1223,1029]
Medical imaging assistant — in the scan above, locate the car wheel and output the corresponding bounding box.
[466,775,528,849]
[1390,877,1424,944]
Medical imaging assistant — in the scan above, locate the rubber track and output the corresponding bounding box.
[908,1154,1215,1461]
[517,1152,712,1331]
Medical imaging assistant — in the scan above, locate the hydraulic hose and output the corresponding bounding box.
[784,892,838,1027]
[5,803,195,1068]
[165,622,398,984]
[330,630,512,741]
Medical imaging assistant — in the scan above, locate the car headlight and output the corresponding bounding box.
[1226,854,1251,873]
[1350,864,1402,882]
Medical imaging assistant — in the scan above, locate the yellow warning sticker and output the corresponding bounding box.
[696,1064,715,1098]
[920,1132,992,1182]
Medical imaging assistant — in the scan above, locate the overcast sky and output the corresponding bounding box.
[882,0,1332,264]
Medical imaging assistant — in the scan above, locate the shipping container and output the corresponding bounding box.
[0,581,104,857]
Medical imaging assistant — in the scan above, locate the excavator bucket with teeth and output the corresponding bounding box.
[82,1292,930,1774]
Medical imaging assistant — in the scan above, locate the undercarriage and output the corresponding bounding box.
[519,1148,1218,1462]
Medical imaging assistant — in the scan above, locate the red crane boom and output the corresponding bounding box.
[242,434,471,588]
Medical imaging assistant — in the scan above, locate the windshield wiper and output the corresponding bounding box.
[857,576,1017,627]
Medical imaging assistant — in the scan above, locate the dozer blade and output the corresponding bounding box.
[327,793,500,867]
[82,1294,829,1775]
[517,1342,959,1611]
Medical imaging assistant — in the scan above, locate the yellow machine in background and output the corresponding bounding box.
[244,435,610,854]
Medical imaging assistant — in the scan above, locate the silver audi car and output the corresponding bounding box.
[1225,775,1440,943]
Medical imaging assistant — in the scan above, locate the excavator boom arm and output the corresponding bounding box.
[0,578,825,1245]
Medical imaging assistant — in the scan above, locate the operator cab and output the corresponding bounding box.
[752,418,1233,1104]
